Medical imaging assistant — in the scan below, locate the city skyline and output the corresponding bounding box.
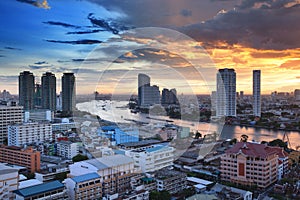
[0,0,300,95]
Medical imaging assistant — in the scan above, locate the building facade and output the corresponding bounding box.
[42,72,56,111]
[0,106,23,144]
[0,145,40,173]
[216,68,236,117]
[138,73,150,106]
[8,123,52,146]
[62,73,76,116]
[161,88,177,105]
[140,85,160,107]
[253,70,261,117]
[19,71,35,110]
[0,163,19,200]
[99,126,139,145]
[56,141,78,159]
[220,142,278,189]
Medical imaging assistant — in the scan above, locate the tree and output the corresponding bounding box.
[72,154,88,162]
[195,131,202,139]
[55,172,67,182]
[240,134,248,142]
[269,139,287,149]
[150,191,171,200]
[230,138,238,145]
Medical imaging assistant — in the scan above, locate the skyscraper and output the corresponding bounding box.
[161,88,177,105]
[19,71,35,110]
[140,85,160,107]
[34,83,42,108]
[62,73,76,116]
[216,68,236,117]
[42,72,56,111]
[138,73,150,106]
[253,70,261,117]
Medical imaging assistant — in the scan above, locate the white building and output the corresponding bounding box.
[0,163,19,200]
[216,68,236,117]
[56,141,78,159]
[253,70,261,117]
[24,110,53,122]
[124,144,174,173]
[8,122,52,146]
[0,105,23,144]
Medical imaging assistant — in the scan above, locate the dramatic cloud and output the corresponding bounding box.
[66,29,104,35]
[4,46,22,51]
[46,39,102,45]
[16,0,50,9]
[43,21,81,29]
[34,61,48,65]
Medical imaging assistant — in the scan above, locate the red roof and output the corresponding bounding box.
[226,142,283,158]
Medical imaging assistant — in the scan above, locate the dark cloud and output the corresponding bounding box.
[43,21,81,29]
[4,46,22,51]
[180,9,192,17]
[45,39,102,45]
[0,55,5,57]
[34,61,48,65]
[28,65,52,70]
[16,0,50,9]
[66,29,104,35]
[181,0,300,50]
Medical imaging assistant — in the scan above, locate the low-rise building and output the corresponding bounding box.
[99,126,139,145]
[56,141,78,159]
[14,180,67,200]
[210,183,253,200]
[8,122,52,146]
[64,173,102,200]
[124,144,174,172]
[0,163,19,200]
[0,145,40,173]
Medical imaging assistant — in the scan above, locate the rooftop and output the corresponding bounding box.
[85,154,134,170]
[71,173,100,183]
[14,180,64,197]
[187,177,213,185]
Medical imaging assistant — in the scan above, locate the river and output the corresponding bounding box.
[76,100,300,149]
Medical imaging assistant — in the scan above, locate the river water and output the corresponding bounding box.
[76,100,300,149]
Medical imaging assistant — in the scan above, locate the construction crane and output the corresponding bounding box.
[282,132,292,149]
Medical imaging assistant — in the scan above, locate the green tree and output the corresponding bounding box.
[240,134,248,142]
[269,139,287,149]
[55,172,68,182]
[72,154,88,162]
[150,191,171,200]
[195,131,202,139]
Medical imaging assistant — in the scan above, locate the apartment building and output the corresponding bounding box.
[0,145,40,173]
[124,144,174,172]
[0,163,19,200]
[65,173,102,200]
[8,122,52,146]
[220,142,279,188]
[56,141,78,159]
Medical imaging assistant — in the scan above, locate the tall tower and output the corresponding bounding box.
[216,68,236,117]
[19,71,35,110]
[42,72,56,111]
[62,73,76,116]
[138,73,150,106]
[253,70,261,117]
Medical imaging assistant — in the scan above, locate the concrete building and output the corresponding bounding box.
[161,88,177,105]
[0,163,19,200]
[64,172,102,200]
[69,154,138,196]
[19,71,35,110]
[154,168,187,194]
[99,126,139,145]
[62,73,76,116]
[24,110,53,122]
[253,70,261,117]
[124,144,174,173]
[138,73,150,106]
[14,180,67,200]
[211,183,253,200]
[56,141,78,159]
[140,85,160,107]
[0,105,23,144]
[0,145,40,173]
[8,122,52,146]
[42,72,56,111]
[216,68,236,117]
[295,89,300,101]
[34,84,42,109]
[220,142,278,189]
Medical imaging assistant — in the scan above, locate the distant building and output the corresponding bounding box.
[161,88,177,105]
[8,122,52,146]
[34,83,42,108]
[64,173,102,200]
[220,142,279,189]
[56,92,62,111]
[99,126,139,145]
[138,73,150,106]
[24,110,53,122]
[62,73,76,116]
[295,89,300,101]
[253,70,261,117]
[0,163,19,200]
[56,141,78,159]
[210,183,253,200]
[19,71,35,110]
[14,180,67,200]
[124,144,174,172]
[211,91,217,113]
[0,145,40,173]
[216,68,236,117]
[140,85,160,107]
[0,105,23,144]
[42,72,56,111]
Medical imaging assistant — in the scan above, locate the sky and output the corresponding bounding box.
[0,0,300,95]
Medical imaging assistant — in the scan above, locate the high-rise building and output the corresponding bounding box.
[294,89,300,101]
[0,106,23,144]
[253,70,261,117]
[138,73,150,106]
[34,83,42,108]
[161,88,177,105]
[216,68,236,117]
[19,71,35,110]
[62,73,76,115]
[140,85,160,107]
[56,141,78,159]
[42,72,56,111]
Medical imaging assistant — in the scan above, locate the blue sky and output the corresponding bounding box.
[1,0,300,95]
